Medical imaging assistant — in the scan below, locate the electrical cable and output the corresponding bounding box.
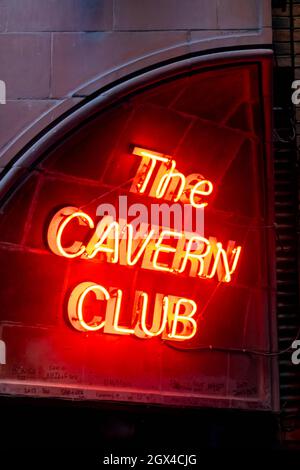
[163,335,300,357]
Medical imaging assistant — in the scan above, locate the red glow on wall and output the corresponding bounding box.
[0,56,275,409]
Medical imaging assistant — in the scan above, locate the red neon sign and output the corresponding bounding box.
[47,147,242,341]
[131,146,214,207]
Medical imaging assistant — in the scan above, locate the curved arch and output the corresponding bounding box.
[0,48,276,409]
[0,48,272,203]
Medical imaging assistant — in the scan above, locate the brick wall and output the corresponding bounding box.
[0,0,271,171]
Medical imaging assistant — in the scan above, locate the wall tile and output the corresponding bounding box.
[2,0,113,32]
[0,34,51,98]
[52,31,187,97]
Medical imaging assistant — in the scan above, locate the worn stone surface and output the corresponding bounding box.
[0,100,58,153]
[0,0,272,168]
[51,31,188,97]
[114,0,218,30]
[217,0,259,29]
[1,0,113,32]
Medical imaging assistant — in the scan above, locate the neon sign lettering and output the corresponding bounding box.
[46,146,243,341]
[131,146,214,208]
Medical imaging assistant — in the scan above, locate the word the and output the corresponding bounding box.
[131,146,213,208]
[68,282,198,340]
